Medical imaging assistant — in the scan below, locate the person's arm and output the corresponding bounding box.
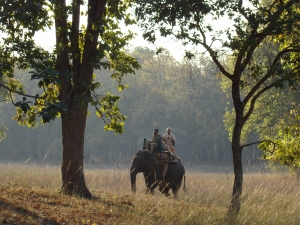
[172,134,176,143]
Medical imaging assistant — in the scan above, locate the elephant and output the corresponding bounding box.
[130,149,186,197]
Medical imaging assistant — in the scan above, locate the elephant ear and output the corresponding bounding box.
[148,154,157,170]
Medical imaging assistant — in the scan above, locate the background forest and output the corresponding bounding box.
[0,46,263,167]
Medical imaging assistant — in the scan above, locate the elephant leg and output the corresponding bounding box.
[172,181,182,198]
[145,188,154,195]
[158,181,163,192]
[172,186,179,198]
[158,181,172,197]
[164,188,171,197]
[160,183,170,197]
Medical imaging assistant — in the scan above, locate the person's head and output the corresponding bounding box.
[154,128,159,135]
[166,127,172,134]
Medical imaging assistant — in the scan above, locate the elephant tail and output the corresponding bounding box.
[183,175,186,192]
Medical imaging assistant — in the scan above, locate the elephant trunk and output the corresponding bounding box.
[130,167,137,193]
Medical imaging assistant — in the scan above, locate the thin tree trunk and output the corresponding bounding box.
[227,144,243,220]
[227,80,244,220]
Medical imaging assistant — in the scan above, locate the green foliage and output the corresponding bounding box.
[135,0,210,43]
[93,92,126,134]
[260,120,300,168]
[0,0,140,134]
[0,125,6,142]
[135,0,300,174]
[0,46,232,164]
[258,95,300,168]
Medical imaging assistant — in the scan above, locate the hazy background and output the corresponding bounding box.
[0,46,264,171]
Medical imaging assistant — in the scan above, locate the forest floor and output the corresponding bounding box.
[0,163,299,225]
[0,182,135,225]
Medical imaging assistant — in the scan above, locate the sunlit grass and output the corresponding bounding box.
[0,163,299,224]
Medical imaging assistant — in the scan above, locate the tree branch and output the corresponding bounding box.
[71,0,81,74]
[0,82,39,100]
[238,0,250,21]
[243,75,286,123]
[243,48,298,107]
[0,81,72,105]
[195,18,232,80]
[240,139,276,149]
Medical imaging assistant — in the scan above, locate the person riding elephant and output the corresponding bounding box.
[130,149,185,197]
[145,128,163,152]
[163,127,177,159]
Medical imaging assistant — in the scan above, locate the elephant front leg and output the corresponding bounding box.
[143,170,156,195]
[145,180,159,195]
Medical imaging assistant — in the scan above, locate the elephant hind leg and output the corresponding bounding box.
[172,182,182,198]
[164,188,170,197]
[145,188,154,195]
[172,187,179,198]
[161,186,170,197]
[158,182,170,197]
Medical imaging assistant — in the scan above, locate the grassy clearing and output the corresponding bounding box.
[0,163,299,224]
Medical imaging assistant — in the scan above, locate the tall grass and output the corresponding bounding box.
[0,163,299,224]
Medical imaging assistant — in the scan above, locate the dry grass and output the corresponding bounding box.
[0,163,299,224]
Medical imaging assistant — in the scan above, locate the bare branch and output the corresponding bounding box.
[196,33,232,79]
[243,48,299,106]
[238,0,250,21]
[243,76,285,123]
[241,139,276,149]
[193,12,232,80]
[243,48,300,122]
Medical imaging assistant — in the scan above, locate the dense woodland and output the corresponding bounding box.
[0,47,246,166]
[2,45,297,168]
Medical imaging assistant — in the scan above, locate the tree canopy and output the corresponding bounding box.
[0,0,139,132]
[0,0,140,198]
[135,0,300,218]
[0,46,232,166]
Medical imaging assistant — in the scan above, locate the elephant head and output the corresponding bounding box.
[130,150,157,193]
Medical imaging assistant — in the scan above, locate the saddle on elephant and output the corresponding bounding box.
[143,137,181,162]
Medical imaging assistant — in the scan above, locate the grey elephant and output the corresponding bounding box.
[130,149,186,197]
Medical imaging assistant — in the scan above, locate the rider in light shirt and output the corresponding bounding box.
[163,127,176,156]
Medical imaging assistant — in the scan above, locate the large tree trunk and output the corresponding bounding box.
[60,102,92,198]
[54,0,107,198]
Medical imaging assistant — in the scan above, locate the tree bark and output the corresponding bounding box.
[54,0,107,198]
[61,102,91,198]
[227,142,243,219]
[227,78,244,219]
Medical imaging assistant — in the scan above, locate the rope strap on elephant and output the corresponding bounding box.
[153,152,169,180]
[162,162,168,180]
[154,152,169,164]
